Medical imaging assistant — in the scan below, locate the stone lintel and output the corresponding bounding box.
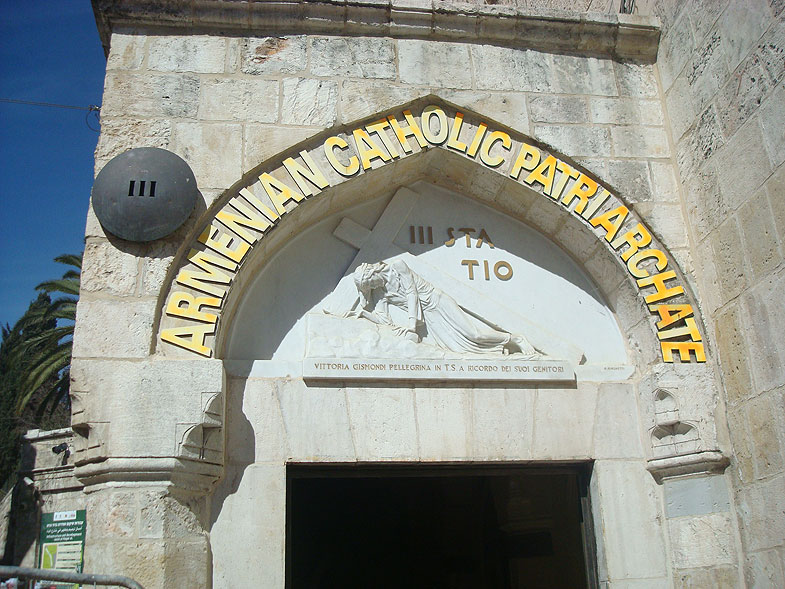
[75,456,223,495]
[646,450,731,484]
[92,0,660,62]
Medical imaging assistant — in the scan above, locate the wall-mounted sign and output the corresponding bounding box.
[159,103,706,364]
[92,147,197,242]
[38,510,86,589]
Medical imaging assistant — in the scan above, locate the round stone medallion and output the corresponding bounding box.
[92,147,198,242]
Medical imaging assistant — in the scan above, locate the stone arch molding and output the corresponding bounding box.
[155,97,706,365]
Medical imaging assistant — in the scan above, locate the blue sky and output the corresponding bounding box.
[0,1,106,328]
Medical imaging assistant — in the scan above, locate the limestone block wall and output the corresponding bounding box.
[650,1,785,586]
[71,1,764,586]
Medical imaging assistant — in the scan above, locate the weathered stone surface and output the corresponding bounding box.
[611,126,670,158]
[658,11,695,91]
[676,105,724,179]
[198,78,279,123]
[636,202,688,249]
[532,386,597,458]
[665,74,695,142]
[714,303,754,404]
[310,36,395,78]
[106,33,146,70]
[745,548,785,588]
[683,163,729,242]
[744,392,785,479]
[736,475,785,551]
[686,31,729,112]
[590,97,663,126]
[669,512,737,568]
[718,0,772,73]
[210,464,285,588]
[603,159,653,202]
[551,54,617,96]
[534,125,612,157]
[140,241,178,297]
[340,80,422,123]
[72,299,156,358]
[594,460,668,580]
[94,117,173,164]
[415,388,470,460]
[715,52,775,139]
[711,218,748,304]
[147,36,227,73]
[241,36,307,75]
[470,44,551,92]
[742,273,785,395]
[400,40,472,89]
[470,388,534,460]
[225,377,288,462]
[593,383,644,459]
[529,95,587,124]
[277,379,357,460]
[170,122,243,189]
[81,241,139,296]
[673,565,738,588]
[139,490,204,540]
[766,164,785,246]
[102,73,199,118]
[648,161,680,203]
[738,187,782,280]
[664,475,730,518]
[614,61,659,98]
[435,90,529,133]
[346,388,418,460]
[760,84,785,167]
[281,78,338,126]
[244,125,319,170]
[716,118,773,209]
[685,0,728,46]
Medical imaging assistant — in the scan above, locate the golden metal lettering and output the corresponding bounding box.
[493,260,513,281]
[176,249,234,298]
[610,223,652,262]
[165,292,220,324]
[421,105,448,145]
[479,131,511,168]
[353,128,392,170]
[627,248,668,278]
[160,324,215,357]
[366,119,401,159]
[260,172,305,215]
[589,205,629,242]
[461,259,479,280]
[636,271,684,303]
[466,123,488,158]
[324,136,360,176]
[509,143,540,179]
[562,174,599,214]
[446,112,468,153]
[198,224,250,264]
[661,341,706,362]
[282,150,330,196]
[387,110,428,152]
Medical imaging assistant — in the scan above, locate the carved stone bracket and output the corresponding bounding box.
[647,450,730,483]
[646,388,729,483]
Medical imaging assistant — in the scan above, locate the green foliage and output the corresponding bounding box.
[0,254,80,488]
[12,254,81,417]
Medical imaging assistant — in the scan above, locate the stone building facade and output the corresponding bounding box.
[39,0,784,586]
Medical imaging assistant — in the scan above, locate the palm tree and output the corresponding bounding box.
[12,253,81,417]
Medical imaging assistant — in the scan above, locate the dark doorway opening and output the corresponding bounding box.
[286,464,596,589]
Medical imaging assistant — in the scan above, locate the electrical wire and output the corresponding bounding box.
[1,97,101,131]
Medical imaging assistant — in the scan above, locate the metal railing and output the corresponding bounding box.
[0,566,144,589]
